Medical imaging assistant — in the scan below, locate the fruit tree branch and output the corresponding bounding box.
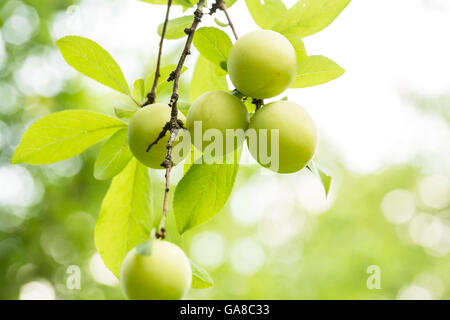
[156,0,206,239]
[143,0,173,107]
[220,0,238,40]
[211,0,238,40]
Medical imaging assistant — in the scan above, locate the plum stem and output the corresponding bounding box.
[252,98,264,111]
[145,122,170,152]
[155,0,206,240]
[153,0,237,239]
[211,0,238,40]
[220,1,238,40]
[143,0,173,107]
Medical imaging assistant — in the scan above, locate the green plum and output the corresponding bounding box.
[128,103,189,169]
[227,30,297,99]
[247,100,317,173]
[120,240,192,300]
[186,90,249,156]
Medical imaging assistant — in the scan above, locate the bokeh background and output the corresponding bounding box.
[1,0,450,300]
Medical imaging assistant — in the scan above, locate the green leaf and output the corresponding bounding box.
[140,0,167,3]
[190,259,213,289]
[179,0,198,11]
[244,99,256,113]
[57,36,130,95]
[95,158,152,277]
[318,170,332,197]
[174,153,240,234]
[225,0,238,7]
[158,16,193,39]
[219,61,228,72]
[193,27,232,72]
[272,0,351,38]
[114,103,139,119]
[11,110,125,165]
[291,55,345,88]
[140,0,193,7]
[140,0,167,4]
[245,0,287,29]
[132,79,146,105]
[144,64,187,96]
[94,128,133,181]
[136,239,153,257]
[179,0,194,6]
[183,144,202,175]
[190,55,228,103]
[284,33,308,63]
[214,17,229,28]
[307,161,332,197]
[178,101,191,117]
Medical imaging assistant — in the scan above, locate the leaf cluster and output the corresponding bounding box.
[11,0,351,290]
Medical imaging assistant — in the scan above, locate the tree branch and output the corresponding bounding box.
[219,1,238,40]
[156,0,206,239]
[146,122,170,152]
[143,0,173,107]
[211,0,238,40]
[155,128,179,239]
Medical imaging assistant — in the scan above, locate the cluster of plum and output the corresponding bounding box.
[128,29,318,174]
[121,30,318,300]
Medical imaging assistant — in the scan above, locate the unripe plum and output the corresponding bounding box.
[120,240,192,300]
[186,90,249,156]
[128,103,189,169]
[247,101,317,174]
[227,30,297,99]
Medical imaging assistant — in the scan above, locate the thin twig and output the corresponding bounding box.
[218,0,238,40]
[143,0,173,107]
[155,128,179,239]
[156,0,206,239]
[211,0,238,40]
[146,122,170,152]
